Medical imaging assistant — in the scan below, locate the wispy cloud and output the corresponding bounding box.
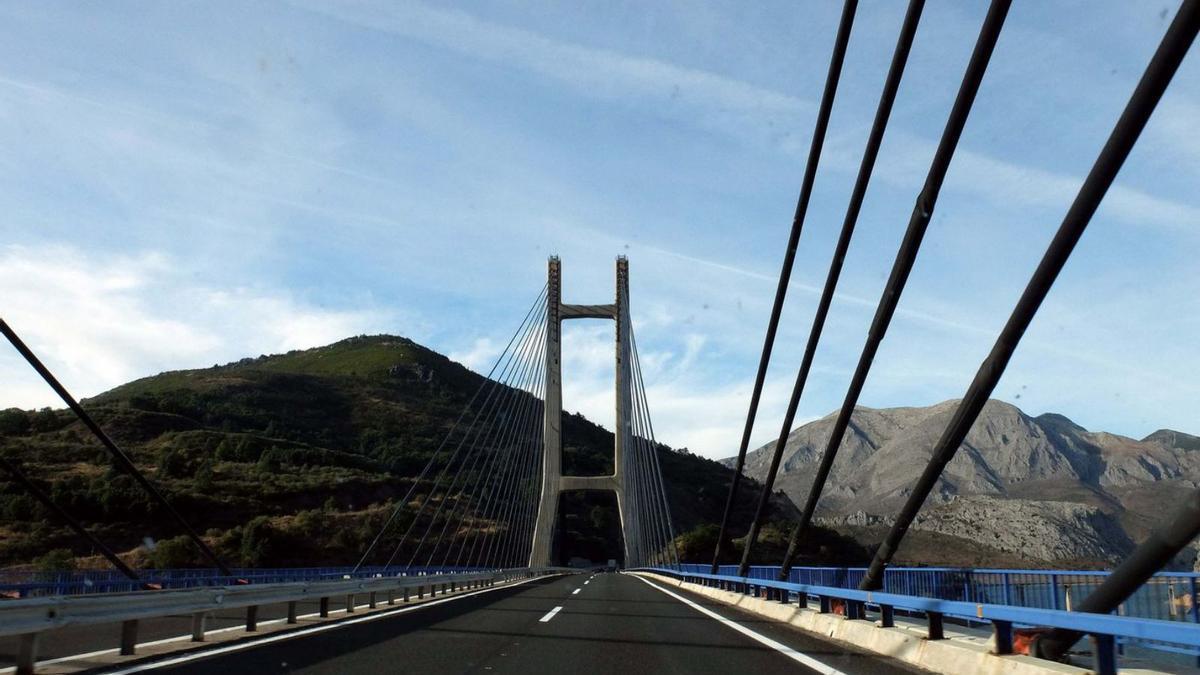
[0,244,396,409]
[290,0,812,149]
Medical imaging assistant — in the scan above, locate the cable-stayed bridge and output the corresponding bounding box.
[0,2,1198,674]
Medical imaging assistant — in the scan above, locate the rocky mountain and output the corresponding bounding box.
[729,400,1200,568]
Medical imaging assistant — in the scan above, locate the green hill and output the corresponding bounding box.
[0,335,862,569]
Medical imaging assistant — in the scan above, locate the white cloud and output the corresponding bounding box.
[0,244,395,409]
[449,336,502,372]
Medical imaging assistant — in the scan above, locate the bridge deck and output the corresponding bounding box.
[73,572,925,674]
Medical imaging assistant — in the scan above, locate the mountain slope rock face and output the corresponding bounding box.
[732,399,1200,567]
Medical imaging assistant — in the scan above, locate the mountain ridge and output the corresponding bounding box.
[727,399,1200,567]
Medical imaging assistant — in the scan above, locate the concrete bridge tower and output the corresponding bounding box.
[528,256,630,567]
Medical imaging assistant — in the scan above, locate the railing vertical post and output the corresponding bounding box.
[1190,577,1199,624]
[16,632,39,675]
[246,605,258,632]
[1050,574,1060,611]
[120,619,139,655]
[847,600,862,620]
[1002,573,1012,606]
[1092,634,1117,675]
[287,601,298,624]
[191,612,207,641]
[927,612,944,640]
[993,621,1013,654]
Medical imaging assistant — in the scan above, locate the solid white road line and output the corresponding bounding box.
[538,606,564,623]
[630,574,849,675]
[94,574,553,675]
[572,588,581,595]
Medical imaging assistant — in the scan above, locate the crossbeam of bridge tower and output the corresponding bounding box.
[529,256,630,567]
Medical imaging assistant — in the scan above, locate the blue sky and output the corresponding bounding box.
[0,1,1196,459]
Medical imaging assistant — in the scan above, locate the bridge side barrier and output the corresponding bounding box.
[637,567,1200,675]
[681,563,1200,628]
[0,565,499,598]
[0,567,555,674]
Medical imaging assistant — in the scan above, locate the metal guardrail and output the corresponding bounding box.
[643,567,1200,675]
[0,567,552,674]
[0,565,492,598]
[684,563,1200,627]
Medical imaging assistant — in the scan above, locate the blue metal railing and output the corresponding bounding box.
[645,566,1200,675]
[677,563,1200,627]
[0,566,493,598]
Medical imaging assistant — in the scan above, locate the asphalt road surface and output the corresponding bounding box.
[88,573,928,674]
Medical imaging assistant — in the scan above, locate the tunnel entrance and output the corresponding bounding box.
[553,490,624,568]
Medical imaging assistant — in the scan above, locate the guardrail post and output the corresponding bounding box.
[16,632,38,675]
[120,619,139,655]
[880,605,895,628]
[319,597,330,617]
[287,601,298,624]
[927,612,944,640]
[847,600,863,620]
[246,605,258,632]
[387,590,395,605]
[451,581,456,593]
[418,585,425,599]
[819,596,831,614]
[1050,574,1060,610]
[346,594,356,612]
[992,620,1013,655]
[404,588,411,602]
[191,612,207,641]
[369,591,377,608]
[1091,634,1116,675]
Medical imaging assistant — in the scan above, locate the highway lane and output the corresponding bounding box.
[97,572,928,674]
